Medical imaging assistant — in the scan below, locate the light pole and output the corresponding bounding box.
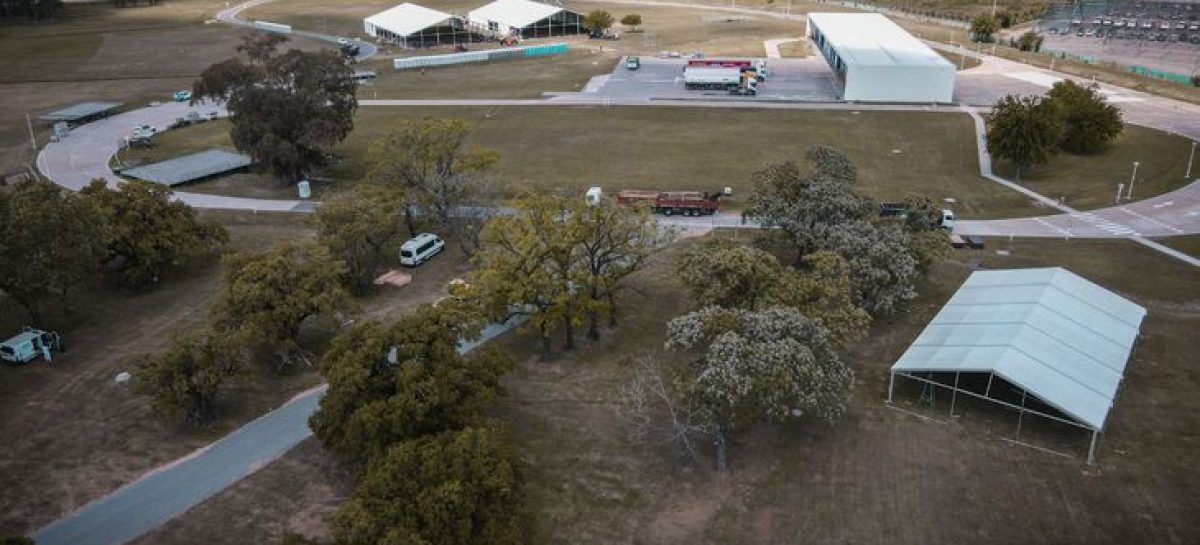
[1186,141,1197,179]
[1126,161,1140,200]
[991,0,998,17]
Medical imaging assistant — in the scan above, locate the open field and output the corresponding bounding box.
[993,123,1196,210]
[130,235,1200,545]
[0,209,470,537]
[357,50,619,99]
[339,107,1036,218]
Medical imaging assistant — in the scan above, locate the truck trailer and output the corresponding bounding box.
[683,67,743,90]
[686,58,768,80]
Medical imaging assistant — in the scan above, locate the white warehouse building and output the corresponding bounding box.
[807,12,955,103]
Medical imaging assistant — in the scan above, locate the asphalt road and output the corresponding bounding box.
[31,315,525,545]
[215,0,378,61]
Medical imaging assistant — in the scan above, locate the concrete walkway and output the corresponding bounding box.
[31,315,525,545]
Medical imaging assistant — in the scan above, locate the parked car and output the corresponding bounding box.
[172,90,192,102]
[398,233,444,267]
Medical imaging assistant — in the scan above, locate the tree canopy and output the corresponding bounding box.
[331,426,527,545]
[193,33,357,183]
[620,14,642,30]
[366,117,498,235]
[80,179,228,288]
[986,94,1061,179]
[822,220,918,315]
[310,304,510,464]
[743,148,871,264]
[212,242,351,368]
[970,14,999,42]
[585,10,615,31]
[132,329,243,426]
[665,306,854,471]
[1046,80,1123,154]
[0,180,104,323]
[312,185,408,294]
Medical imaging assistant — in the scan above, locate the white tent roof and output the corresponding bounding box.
[365,3,456,37]
[469,0,563,29]
[807,12,954,69]
[892,267,1146,430]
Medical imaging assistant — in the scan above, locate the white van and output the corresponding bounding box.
[399,233,445,267]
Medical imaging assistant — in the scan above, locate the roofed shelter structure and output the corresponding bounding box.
[364,3,477,47]
[120,149,253,187]
[887,267,1146,465]
[807,12,955,103]
[468,0,584,39]
[39,102,123,127]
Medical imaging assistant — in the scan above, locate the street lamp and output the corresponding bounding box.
[1126,161,1140,200]
[1186,141,1197,179]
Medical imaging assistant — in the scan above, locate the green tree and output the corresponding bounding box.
[212,242,352,368]
[80,179,228,288]
[0,180,104,323]
[571,199,667,339]
[665,306,854,471]
[620,13,642,31]
[743,148,871,264]
[331,426,527,545]
[132,329,242,426]
[894,195,950,272]
[677,239,869,345]
[312,185,408,294]
[365,117,499,236]
[310,304,510,464]
[970,14,999,42]
[1046,80,1124,155]
[986,94,1061,180]
[193,34,357,183]
[585,9,615,31]
[471,195,582,360]
[823,220,918,315]
[1017,30,1043,52]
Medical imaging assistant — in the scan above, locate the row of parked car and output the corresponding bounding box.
[1049,24,1200,44]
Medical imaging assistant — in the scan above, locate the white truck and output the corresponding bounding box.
[683,66,757,95]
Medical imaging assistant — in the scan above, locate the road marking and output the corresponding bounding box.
[1117,207,1184,234]
[1152,201,1174,208]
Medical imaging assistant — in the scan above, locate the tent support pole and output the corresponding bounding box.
[949,371,961,417]
[1086,430,1099,466]
[984,372,994,398]
[1015,388,1028,439]
[886,370,895,403]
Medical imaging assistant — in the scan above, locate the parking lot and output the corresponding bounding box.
[570,55,842,102]
[1039,1,1200,75]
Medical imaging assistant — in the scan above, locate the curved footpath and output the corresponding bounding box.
[31,317,523,545]
[215,0,378,61]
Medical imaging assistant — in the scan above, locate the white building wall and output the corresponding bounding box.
[844,64,955,103]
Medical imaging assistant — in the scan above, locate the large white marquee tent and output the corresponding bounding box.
[363,3,475,46]
[888,267,1146,465]
[468,0,584,38]
[807,12,956,103]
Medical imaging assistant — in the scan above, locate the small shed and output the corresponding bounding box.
[120,148,253,186]
[39,102,123,126]
[888,267,1146,465]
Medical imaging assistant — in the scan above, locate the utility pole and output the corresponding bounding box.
[1126,161,1140,200]
[1187,141,1197,179]
[26,113,36,151]
[991,0,998,17]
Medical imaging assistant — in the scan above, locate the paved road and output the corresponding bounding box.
[215,0,378,61]
[31,314,525,545]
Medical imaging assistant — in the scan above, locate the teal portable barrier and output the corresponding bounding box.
[394,43,569,70]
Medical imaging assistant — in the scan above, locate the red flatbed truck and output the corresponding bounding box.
[614,189,729,216]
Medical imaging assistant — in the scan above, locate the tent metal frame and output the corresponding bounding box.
[888,370,1105,466]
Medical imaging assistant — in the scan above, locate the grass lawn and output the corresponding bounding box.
[1154,235,1200,259]
[776,39,809,58]
[339,106,1040,219]
[992,124,1196,210]
[129,234,1200,544]
[356,50,618,99]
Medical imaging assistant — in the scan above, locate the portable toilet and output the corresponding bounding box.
[298,180,312,199]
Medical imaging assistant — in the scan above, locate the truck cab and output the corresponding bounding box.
[625,56,640,70]
[939,210,956,231]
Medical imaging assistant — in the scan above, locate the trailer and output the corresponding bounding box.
[686,58,768,80]
[683,66,743,90]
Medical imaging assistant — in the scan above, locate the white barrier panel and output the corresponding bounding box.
[253,20,293,34]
